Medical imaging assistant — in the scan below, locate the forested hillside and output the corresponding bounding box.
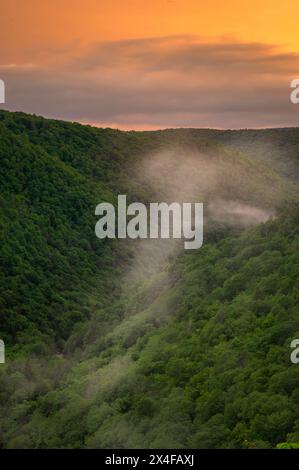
[0,110,299,448]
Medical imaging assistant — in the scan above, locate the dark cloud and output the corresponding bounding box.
[80,37,299,74]
[1,36,299,128]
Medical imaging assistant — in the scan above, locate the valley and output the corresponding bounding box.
[0,110,299,448]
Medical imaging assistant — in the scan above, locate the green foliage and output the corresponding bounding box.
[277,443,299,449]
[0,111,125,348]
[0,110,299,449]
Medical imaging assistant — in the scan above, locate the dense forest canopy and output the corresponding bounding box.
[0,110,299,448]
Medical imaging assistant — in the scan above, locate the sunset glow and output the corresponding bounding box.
[1,0,299,128]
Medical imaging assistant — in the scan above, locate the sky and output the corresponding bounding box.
[0,0,299,129]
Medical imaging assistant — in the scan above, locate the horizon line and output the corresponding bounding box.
[1,108,299,133]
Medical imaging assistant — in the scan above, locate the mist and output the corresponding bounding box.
[116,144,278,326]
[208,199,275,228]
[0,139,287,449]
[128,145,277,268]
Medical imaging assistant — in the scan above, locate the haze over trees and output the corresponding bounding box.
[0,110,299,448]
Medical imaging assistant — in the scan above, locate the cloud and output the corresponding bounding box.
[1,35,299,129]
[79,36,299,75]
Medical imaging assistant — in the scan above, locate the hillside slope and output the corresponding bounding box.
[0,111,299,448]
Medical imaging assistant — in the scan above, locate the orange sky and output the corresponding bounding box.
[1,0,299,129]
[2,0,299,57]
